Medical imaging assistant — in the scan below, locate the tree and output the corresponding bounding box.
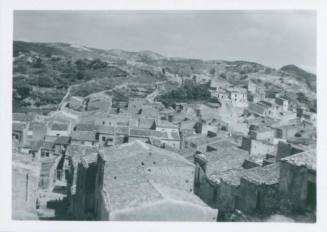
[32,58,44,68]
[16,85,32,99]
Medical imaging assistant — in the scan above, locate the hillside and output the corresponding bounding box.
[12,41,316,112]
[12,41,167,112]
[280,65,316,91]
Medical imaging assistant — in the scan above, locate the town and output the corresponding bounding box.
[12,70,316,222]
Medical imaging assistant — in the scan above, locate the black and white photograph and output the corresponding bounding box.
[1,0,327,231]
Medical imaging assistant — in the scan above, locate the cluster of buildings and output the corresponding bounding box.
[12,77,316,221]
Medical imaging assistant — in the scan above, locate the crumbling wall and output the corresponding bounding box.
[238,179,279,214]
[279,161,316,213]
[215,182,238,213]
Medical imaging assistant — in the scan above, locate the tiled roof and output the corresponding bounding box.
[209,168,245,186]
[195,139,249,176]
[41,141,55,150]
[281,150,316,171]
[51,123,68,131]
[242,163,280,185]
[28,122,46,130]
[54,136,71,145]
[156,120,178,129]
[185,134,219,146]
[12,122,26,131]
[74,123,97,131]
[97,125,115,134]
[71,131,97,141]
[13,113,33,122]
[99,141,199,212]
[129,128,168,139]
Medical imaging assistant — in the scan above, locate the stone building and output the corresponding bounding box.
[47,123,71,137]
[71,141,218,221]
[275,141,304,161]
[71,131,97,146]
[72,152,99,220]
[238,163,280,214]
[12,153,40,220]
[12,122,27,145]
[84,93,112,113]
[241,136,276,156]
[97,126,129,146]
[247,79,266,102]
[128,97,146,114]
[193,139,249,212]
[226,87,248,107]
[279,150,316,213]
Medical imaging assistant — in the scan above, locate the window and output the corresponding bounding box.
[102,137,106,142]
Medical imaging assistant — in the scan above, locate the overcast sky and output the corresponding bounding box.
[14,10,316,73]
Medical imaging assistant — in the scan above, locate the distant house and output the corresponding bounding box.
[248,125,275,143]
[139,105,160,119]
[225,87,248,107]
[48,123,70,137]
[73,123,98,132]
[275,97,289,112]
[173,102,188,113]
[248,101,272,118]
[155,120,179,134]
[272,123,304,140]
[12,122,27,145]
[241,136,276,156]
[247,79,265,102]
[65,96,84,111]
[275,141,304,161]
[94,113,136,127]
[13,112,35,123]
[40,141,56,158]
[301,111,317,126]
[128,97,146,114]
[97,126,129,146]
[183,134,220,153]
[128,128,180,149]
[179,119,197,138]
[84,93,112,113]
[25,122,47,144]
[54,136,71,155]
[71,131,97,146]
[70,141,218,221]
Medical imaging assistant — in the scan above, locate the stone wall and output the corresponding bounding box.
[238,179,280,214]
[12,161,40,219]
[279,160,316,213]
